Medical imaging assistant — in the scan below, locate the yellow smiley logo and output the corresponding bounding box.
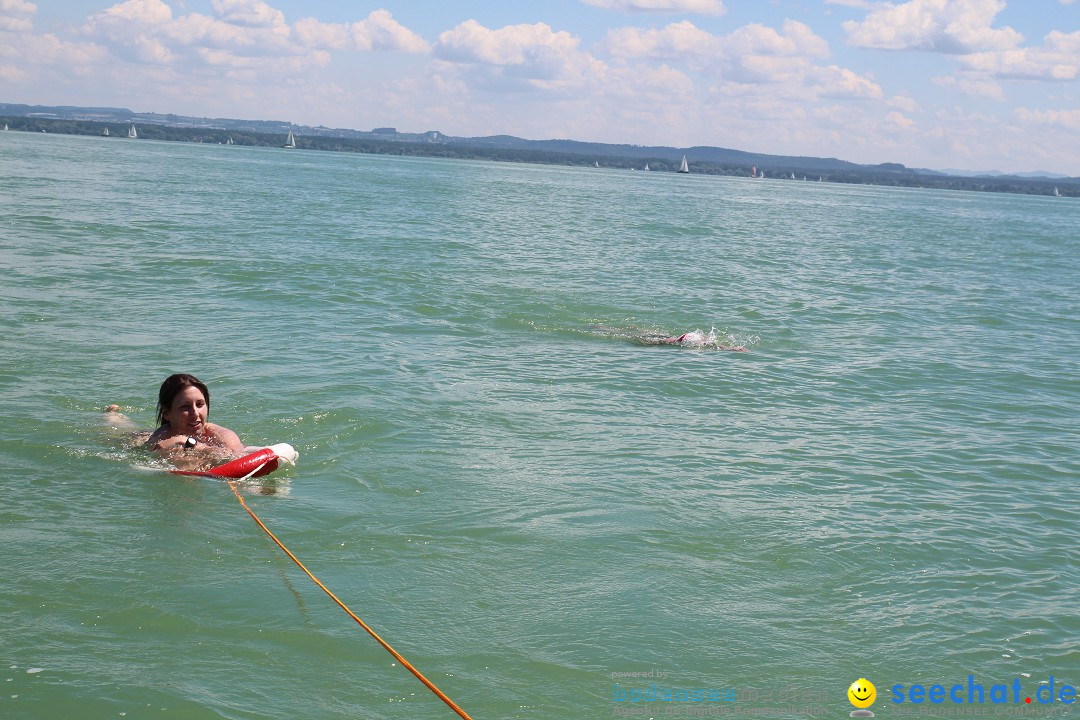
[848,678,876,709]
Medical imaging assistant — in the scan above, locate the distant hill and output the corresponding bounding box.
[936,168,1070,180]
[0,102,866,171]
[1,101,1076,196]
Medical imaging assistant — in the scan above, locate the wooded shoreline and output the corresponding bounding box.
[4,115,1075,198]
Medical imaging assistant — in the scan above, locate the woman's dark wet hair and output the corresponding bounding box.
[156,373,210,426]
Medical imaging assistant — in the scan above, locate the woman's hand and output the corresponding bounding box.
[156,435,192,451]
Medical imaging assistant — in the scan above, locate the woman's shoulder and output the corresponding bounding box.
[145,425,171,447]
[206,422,236,438]
[206,423,245,451]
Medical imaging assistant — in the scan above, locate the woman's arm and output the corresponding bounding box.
[145,424,247,471]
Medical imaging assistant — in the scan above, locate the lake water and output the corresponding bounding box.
[1,131,1077,720]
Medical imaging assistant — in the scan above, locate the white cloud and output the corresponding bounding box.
[437,20,571,66]
[211,0,284,29]
[600,20,715,63]
[351,9,429,52]
[580,0,726,15]
[98,0,172,25]
[810,64,884,99]
[824,0,874,8]
[293,9,429,53]
[1045,29,1080,56]
[937,29,1080,86]
[884,110,916,129]
[0,0,36,32]
[17,27,108,67]
[727,20,830,60]
[599,19,877,98]
[0,0,430,127]
[292,16,348,49]
[932,75,1005,99]
[435,20,605,92]
[607,62,694,100]
[887,94,919,112]
[0,0,107,74]
[79,0,427,73]
[958,49,1077,80]
[1013,107,1080,131]
[83,0,287,65]
[3,0,1075,173]
[601,18,829,67]
[843,0,1023,54]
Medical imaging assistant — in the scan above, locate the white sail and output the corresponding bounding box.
[284,130,296,148]
[677,155,689,173]
[644,163,649,171]
[103,127,109,136]
[128,124,137,138]
[1053,187,1061,197]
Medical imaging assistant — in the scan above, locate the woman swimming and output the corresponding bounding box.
[105,374,247,471]
[638,329,747,350]
[144,373,247,470]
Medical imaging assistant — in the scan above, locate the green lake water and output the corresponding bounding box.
[1,132,1077,719]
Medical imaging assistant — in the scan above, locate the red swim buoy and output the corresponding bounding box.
[207,447,280,478]
[171,444,297,479]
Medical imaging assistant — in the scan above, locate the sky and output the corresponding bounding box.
[3,0,1079,174]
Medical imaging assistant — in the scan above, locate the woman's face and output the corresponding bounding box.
[165,385,208,436]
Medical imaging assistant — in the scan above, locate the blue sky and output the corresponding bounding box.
[5,0,1079,173]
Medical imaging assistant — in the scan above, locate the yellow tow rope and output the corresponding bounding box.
[225,469,475,720]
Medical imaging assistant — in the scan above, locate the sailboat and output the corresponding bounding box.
[128,124,137,138]
[226,136,234,145]
[677,155,689,174]
[284,130,296,149]
[102,127,109,137]
[3,123,7,131]
[1052,187,1061,197]
[594,161,600,168]
[644,163,650,171]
